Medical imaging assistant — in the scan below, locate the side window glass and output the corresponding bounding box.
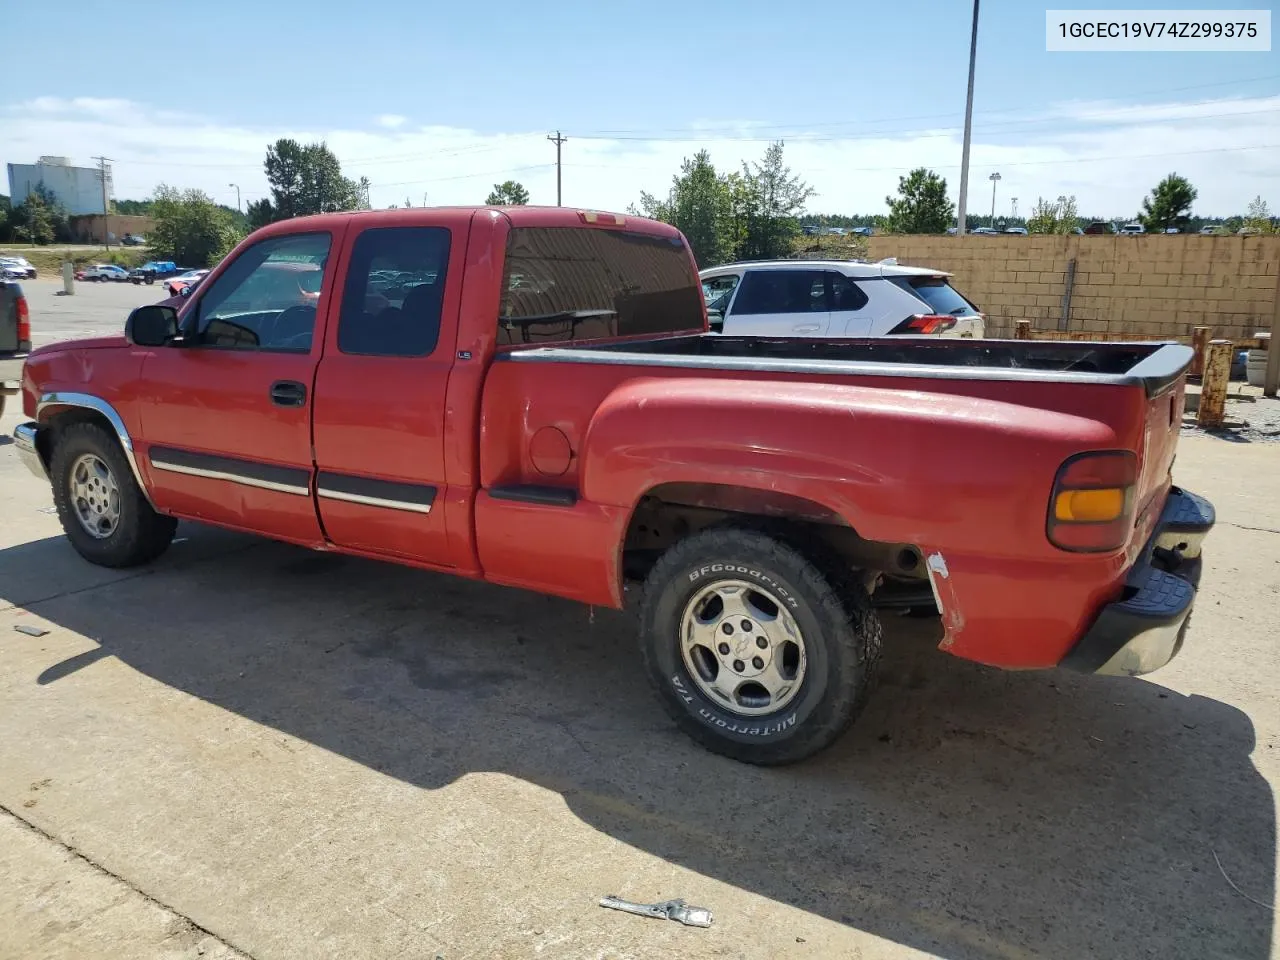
[194,233,330,352]
[338,227,451,357]
[828,273,869,312]
[702,275,740,314]
[731,270,827,315]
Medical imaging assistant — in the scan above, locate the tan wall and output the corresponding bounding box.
[67,214,156,244]
[865,234,1280,341]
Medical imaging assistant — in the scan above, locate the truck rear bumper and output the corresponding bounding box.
[0,352,27,388]
[1060,487,1214,676]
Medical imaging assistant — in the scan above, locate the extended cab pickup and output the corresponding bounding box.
[12,207,1215,764]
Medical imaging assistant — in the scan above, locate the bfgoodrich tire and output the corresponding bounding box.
[638,526,882,765]
[49,421,177,568]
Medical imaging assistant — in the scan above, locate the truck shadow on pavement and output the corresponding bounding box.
[8,524,1276,960]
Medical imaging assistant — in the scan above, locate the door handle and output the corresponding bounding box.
[270,380,307,407]
[793,323,822,333]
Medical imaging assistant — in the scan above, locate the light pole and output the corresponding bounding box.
[955,0,980,236]
[989,172,1001,224]
[228,183,241,212]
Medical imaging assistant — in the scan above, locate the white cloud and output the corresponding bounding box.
[1,94,1276,218]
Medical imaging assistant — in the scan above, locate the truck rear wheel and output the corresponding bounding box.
[49,422,177,568]
[637,526,882,765]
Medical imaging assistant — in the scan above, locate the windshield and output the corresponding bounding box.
[892,276,979,316]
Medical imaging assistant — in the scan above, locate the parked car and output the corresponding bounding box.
[0,278,30,419]
[1199,225,1219,235]
[1004,226,1028,235]
[121,234,146,246]
[164,269,210,297]
[971,226,1000,235]
[1082,221,1110,235]
[0,256,37,279]
[700,259,986,339]
[78,264,131,282]
[851,226,874,236]
[129,260,179,284]
[1,262,26,282]
[1165,228,1179,234]
[12,206,1214,765]
[1120,223,1145,235]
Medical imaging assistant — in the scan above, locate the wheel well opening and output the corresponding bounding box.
[621,482,926,590]
[40,408,118,466]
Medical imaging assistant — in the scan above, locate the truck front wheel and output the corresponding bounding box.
[637,527,882,765]
[49,422,177,568]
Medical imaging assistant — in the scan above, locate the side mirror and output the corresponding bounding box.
[125,304,180,347]
[179,284,193,297]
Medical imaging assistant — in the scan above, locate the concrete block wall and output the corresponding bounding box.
[865,234,1280,340]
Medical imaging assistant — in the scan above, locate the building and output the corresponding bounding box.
[7,156,112,216]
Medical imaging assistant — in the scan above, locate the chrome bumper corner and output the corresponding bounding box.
[13,421,48,481]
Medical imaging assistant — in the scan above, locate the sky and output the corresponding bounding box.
[2,0,1277,219]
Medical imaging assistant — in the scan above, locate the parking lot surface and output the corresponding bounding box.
[20,277,166,345]
[1,362,1278,958]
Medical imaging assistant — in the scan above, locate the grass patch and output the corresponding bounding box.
[789,233,871,261]
[10,247,150,274]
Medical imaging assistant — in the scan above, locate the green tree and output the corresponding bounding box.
[635,151,734,267]
[1138,173,1197,233]
[485,180,531,205]
[115,198,155,216]
[148,185,241,267]
[1244,195,1275,234]
[1026,194,1080,234]
[733,142,814,260]
[263,139,362,220]
[10,184,69,245]
[885,168,953,234]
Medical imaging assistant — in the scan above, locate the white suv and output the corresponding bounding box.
[700,260,985,339]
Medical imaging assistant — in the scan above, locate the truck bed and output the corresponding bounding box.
[504,334,1192,397]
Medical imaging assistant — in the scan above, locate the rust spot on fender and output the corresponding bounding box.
[926,551,965,649]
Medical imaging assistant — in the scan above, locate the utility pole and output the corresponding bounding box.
[955,0,980,237]
[989,171,1001,222]
[92,156,112,249]
[228,183,241,212]
[547,131,567,206]
[1011,197,1018,219]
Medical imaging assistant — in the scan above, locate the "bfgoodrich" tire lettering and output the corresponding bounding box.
[686,563,798,608]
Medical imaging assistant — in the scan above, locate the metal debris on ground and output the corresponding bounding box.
[14,624,50,637]
[599,895,713,927]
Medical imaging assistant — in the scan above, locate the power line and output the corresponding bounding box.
[569,105,1280,144]
[570,72,1280,138]
[563,142,1278,175]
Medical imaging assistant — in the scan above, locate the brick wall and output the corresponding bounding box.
[865,234,1280,341]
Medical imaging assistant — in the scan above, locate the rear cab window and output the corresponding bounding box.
[498,227,703,345]
[890,275,979,317]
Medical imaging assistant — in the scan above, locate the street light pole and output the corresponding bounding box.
[955,0,980,237]
[228,183,241,213]
[989,171,1002,223]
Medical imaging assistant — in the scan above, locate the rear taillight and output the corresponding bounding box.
[16,294,30,348]
[888,314,957,335]
[1047,451,1137,552]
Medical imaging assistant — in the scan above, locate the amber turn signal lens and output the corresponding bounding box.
[1054,488,1125,523]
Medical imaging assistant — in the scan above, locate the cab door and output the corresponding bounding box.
[136,229,338,545]
[310,220,462,566]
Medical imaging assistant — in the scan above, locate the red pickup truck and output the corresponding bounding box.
[12,207,1214,764]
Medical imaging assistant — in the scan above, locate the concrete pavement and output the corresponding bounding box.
[1,393,1277,958]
